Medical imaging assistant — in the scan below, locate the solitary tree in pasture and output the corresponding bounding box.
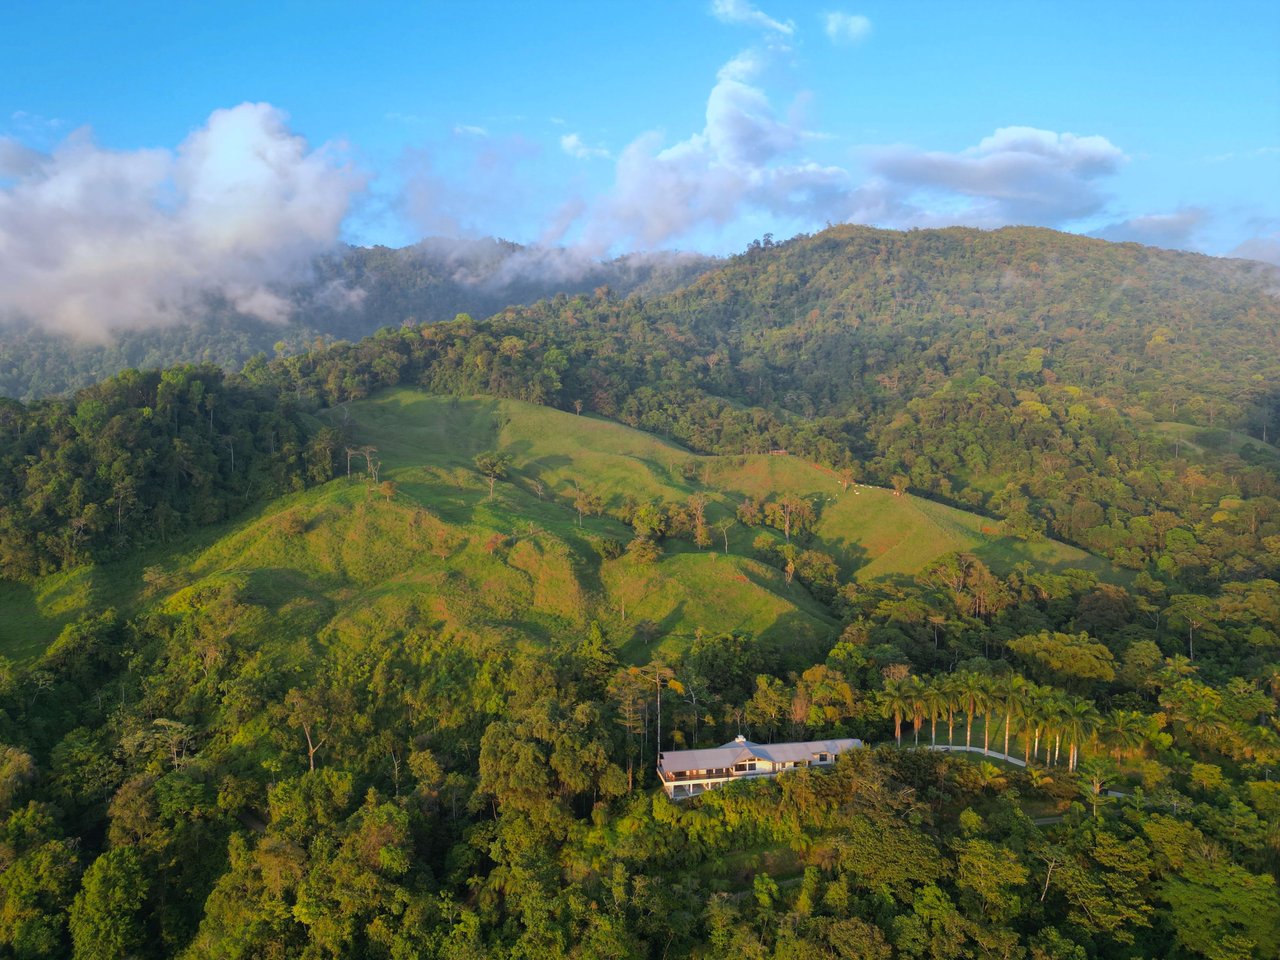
[573,484,603,525]
[474,453,511,499]
[713,516,735,552]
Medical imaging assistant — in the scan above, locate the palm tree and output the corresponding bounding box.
[1104,709,1146,762]
[1022,685,1044,765]
[975,761,1008,792]
[979,675,998,756]
[1062,697,1102,772]
[1026,687,1057,764]
[1158,654,1198,687]
[1241,723,1280,764]
[1181,698,1226,748]
[941,674,963,745]
[957,671,988,751]
[1026,766,1054,791]
[880,678,912,747]
[906,676,928,746]
[997,674,1029,761]
[1046,693,1070,767]
[922,679,948,747]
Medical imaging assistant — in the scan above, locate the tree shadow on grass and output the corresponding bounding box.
[758,608,840,671]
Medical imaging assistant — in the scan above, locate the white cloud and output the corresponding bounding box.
[560,133,610,160]
[557,40,1132,254]
[574,49,846,252]
[1092,207,1209,248]
[823,12,871,44]
[452,124,489,137]
[0,103,364,338]
[860,126,1128,227]
[710,0,794,35]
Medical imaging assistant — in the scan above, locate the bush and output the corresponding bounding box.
[590,537,624,561]
[626,537,661,564]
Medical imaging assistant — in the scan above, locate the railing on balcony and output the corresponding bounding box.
[658,767,775,783]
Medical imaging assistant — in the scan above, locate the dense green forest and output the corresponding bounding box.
[0,239,712,401]
[2,226,1280,959]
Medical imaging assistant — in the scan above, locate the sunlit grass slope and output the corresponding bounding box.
[1151,421,1280,461]
[0,388,1114,663]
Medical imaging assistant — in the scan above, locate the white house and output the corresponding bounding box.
[657,735,862,799]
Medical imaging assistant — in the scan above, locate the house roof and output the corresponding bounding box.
[658,737,861,774]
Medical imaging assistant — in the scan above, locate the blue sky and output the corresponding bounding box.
[1,1,1277,333]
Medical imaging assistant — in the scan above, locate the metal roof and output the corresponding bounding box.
[658,736,861,773]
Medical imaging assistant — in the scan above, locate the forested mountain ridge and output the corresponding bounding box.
[4,224,1278,590]
[566,224,1280,432]
[3,227,1280,958]
[0,238,713,401]
[248,226,1280,586]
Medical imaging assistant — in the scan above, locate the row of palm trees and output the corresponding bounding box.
[879,671,1132,773]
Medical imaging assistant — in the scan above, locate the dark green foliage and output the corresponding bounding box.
[0,365,316,579]
[68,847,147,960]
[1,225,1280,957]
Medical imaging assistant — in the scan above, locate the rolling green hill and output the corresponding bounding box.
[0,388,1113,665]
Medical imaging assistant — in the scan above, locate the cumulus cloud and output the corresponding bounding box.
[560,133,610,160]
[571,49,849,252]
[710,0,794,35]
[563,49,1130,254]
[823,12,871,44]
[1091,207,1209,248]
[859,126,1128,227]
[0,103,364,339]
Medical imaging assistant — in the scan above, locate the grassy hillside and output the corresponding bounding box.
[0,389,1114,663]
[1151,420,1280,462]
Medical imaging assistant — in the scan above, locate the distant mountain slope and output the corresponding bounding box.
[5,225,1277,596]
[0,238,713,400]
[260,225,1280,584]
[645,225,1280,430]
[0,389,1113,662]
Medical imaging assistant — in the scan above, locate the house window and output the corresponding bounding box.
[817,753,829,763]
